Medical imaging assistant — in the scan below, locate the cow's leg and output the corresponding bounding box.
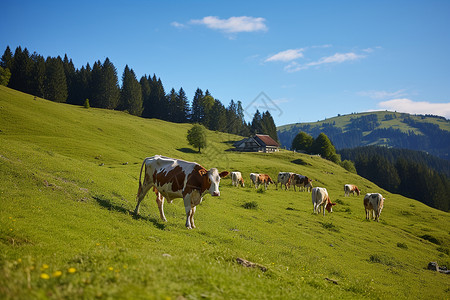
[155,192,167,222]
[134,183,152,215]
[322,204,326,216]
[183,195,193,229]
[189,206,197,229]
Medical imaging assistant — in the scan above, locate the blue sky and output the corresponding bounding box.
[2,0,450,125]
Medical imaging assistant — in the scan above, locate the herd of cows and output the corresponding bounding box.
[134,155,385,229]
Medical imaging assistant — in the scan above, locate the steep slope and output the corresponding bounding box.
[277,111,450,159]
[1,86,449,299]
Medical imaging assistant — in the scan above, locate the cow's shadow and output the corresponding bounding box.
[93,195,166,230]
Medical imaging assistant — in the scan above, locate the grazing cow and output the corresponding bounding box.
[290,174,313,192]
[231,171,245,187]
[249,173,259,188]
[257,174,274,190]
[364,193,385,222]
[312,187,336,216]
[277,172,293,190]
[344,184,360,196]
[134,155,229,229]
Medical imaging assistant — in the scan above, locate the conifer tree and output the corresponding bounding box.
[119,65,143,116]
[9,46,33,93]
[30,52,46,98]
[191,88,204,123]
[63,54,76,104]
[44,56,68,102]
[261,111,279,142]
[251,110,263,134]
[0,46,13,70]
[175,87,189,123]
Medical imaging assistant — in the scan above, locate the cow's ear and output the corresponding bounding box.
[219,171,229,178]
[198,168,208,176]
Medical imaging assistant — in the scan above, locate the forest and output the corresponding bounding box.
[278,113,450,160]
[0,46,278,142]
[339,146,450,211]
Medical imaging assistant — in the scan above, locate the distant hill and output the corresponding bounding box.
[277,111,450,160]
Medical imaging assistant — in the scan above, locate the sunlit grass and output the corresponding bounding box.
[0,86,449,299]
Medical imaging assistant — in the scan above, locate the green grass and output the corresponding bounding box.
[1,86,449,299]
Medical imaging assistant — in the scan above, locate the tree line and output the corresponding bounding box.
[0,45,278,141]
[339,146,449,212]
[291,131,356,173]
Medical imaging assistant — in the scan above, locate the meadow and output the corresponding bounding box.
[0,86,449,299]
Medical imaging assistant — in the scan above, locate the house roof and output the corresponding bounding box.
[254,134,280,147]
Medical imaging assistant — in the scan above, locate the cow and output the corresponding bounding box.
[277,172,293,190]
[290,174,313,192]
[257,174,274,190]
[312,187,336,216]
[249,173,259,188]
[134,155,229,229]
[231,171,245,187]
[344,184,360,196]
[364,193,385,222]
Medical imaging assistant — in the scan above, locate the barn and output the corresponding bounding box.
[234,134,280,153]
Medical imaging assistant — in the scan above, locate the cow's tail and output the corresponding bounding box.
[137,158,148,194]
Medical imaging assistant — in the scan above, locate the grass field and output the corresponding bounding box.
[1,86,449,299]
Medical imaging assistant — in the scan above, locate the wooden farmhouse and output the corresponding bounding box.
[234,134,280,153]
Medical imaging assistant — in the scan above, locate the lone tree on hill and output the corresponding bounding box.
[187,124,207,153]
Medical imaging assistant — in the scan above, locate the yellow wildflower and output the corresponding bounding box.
[68,267,76,273]
[41,264,49,270]
[108,267,114,271]
[52,270,62,277]
[40,273,50,279]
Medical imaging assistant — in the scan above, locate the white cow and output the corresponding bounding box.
[231,171,245,187]
[249,173,259,188]
[312,187,336,216]
[277,172,293,190]
[364,193,385,222]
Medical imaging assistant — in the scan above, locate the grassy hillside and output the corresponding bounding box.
[1,86,449,299]
[277,111,450,159]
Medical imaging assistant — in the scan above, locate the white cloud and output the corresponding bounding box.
[358,89,408,100]
[283,52,365,72]
[171,21,186,28]
[378,98,450,118]
[265,49,304,62]
[190,16,267,33]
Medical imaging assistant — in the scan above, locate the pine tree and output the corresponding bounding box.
[0,66,11,86]
[30,52,46,98]
[261,111,278,142]
[63,54,76,104]
[119,65,143,116]
[251,110,263,134]
[175,87,189,123]
[90,61,103,107]
[44,56,68,102]
[1,46,13,70]
[9,46,33,93]
[209,100,227,131]
[311,133,336,160]
[191,88,204,123]
[167,88,178,122]
[140,75,151,116]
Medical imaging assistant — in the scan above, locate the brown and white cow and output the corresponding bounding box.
[290,174,313,192]
[258,174,274,190]
[231,171,245,187]
[363,193,385,222]
[312,187,336,216]
[344,184,360,196]
[134,155,229,229]
[277,172,293,190]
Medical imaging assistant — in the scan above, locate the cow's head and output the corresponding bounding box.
[355,187,361,196]
[325,198,337,212]
[240,178,245,187]
[200,168,229,196]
